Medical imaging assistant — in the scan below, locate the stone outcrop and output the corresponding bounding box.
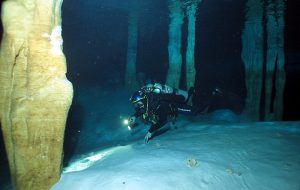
[0,0,73,189]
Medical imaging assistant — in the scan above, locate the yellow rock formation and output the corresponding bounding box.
[0,0,73,189]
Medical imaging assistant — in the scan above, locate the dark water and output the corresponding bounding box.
[0,0,300,189]
[61,0,300,174]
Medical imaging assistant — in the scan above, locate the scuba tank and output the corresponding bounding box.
[141,83,189,102]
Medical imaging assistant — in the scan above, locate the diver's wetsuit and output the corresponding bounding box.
[133,92,195,133]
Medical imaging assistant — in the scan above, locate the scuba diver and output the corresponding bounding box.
[127,83,196,143]
[127,82,244,143]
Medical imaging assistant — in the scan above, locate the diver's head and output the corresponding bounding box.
[130,90,146,108]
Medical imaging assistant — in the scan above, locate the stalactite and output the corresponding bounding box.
[125,7,139,90]
[241,0,264,120]
[0,0,73,189]
[264,0,286,120]
[264,0,277,120]
[185,1,200,90]
[273,0,286,120]
[166,0,184,88]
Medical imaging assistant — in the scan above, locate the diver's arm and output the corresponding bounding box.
[134,111,143,118]
[145,117,167,143]
[133,107,144,118]
[148,114,167,133]
[129,107,144,125]
[148,123,159,134]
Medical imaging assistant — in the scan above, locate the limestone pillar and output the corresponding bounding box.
[185,1,201,90]
[166,0,184,88]
[0,0,73,189]
[125,6,139,90]
[264,0,286,120]
[241,0,264,120]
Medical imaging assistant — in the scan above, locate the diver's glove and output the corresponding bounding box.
[128,116,136,125]
[144,132,152,143]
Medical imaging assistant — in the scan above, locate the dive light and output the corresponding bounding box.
[123,118,129,125]
[123,118,132,130]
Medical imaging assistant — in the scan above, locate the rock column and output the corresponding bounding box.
[0,0,73,189]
